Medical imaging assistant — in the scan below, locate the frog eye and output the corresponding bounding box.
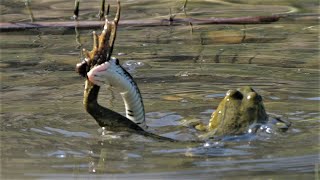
[257,94,262,102]
[246,92,262,102]
[226,90,243,100]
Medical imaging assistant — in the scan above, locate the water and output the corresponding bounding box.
[1,0,319,179]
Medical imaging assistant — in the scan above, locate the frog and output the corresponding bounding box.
[75,0,289,141]
[190,86,290,138]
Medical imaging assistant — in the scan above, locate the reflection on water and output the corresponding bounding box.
[1,0,319,179]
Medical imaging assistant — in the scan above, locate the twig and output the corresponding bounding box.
[0,15,282,32]
[98,0,106,21]
[24,0,35,22]
[105,0,121,62]
[73,0,81,48]
[182,0,188,11]
[73,0,80,20]
[248,54,258,64]
[74,22,82,48]
[241,25,246,43]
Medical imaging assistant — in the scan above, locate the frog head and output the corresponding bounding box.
[208,86,268,136]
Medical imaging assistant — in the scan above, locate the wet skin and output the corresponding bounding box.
[196,86,269,136]
[75,2,289,140]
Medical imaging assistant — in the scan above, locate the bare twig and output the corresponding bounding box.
[105,0,121,62]
[73,0,80,20]
[182,0,188,11]
[231,54,238,63]
[74,22,82,48]
[214,49,225,63]
[241,25,246,43]
[106,4,110,18]
[73,0,81,48]
[24,0,35,22]
[98,0,106,21]
[0,15,283,32]
[178,0,193,34]
[248,54,258,64]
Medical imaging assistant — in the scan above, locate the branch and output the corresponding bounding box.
[0,15,281,32]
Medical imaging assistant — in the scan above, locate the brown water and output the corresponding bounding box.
[1,0,319,179]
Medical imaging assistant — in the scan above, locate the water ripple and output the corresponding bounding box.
[43,127,91,138]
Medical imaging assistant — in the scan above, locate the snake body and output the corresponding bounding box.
[81,59,176,141]
[87,57,147,130]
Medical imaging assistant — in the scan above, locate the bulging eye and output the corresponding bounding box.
[226,90,243,100]
[246,92,262,102]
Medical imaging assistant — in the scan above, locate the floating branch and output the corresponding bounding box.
[0,15,282,32]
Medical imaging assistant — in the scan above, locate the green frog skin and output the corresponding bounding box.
[195,86,290,138]
[205,87,268,136]
[86,61,286,138]
[76,0,289,140]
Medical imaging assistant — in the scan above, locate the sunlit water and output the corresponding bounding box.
[1,0,319,179]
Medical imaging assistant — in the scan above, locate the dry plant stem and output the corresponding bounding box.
[73,0,81,48]
[98,0,106,21]
[182,0,188,11]
[0,15,281,32]
[73,0,80,20]
[25,0,35,22]
[74,21,82,48]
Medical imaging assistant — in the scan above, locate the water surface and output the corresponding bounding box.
[1,0,319,179]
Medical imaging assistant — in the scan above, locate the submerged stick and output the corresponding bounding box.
[0,15,281,32]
